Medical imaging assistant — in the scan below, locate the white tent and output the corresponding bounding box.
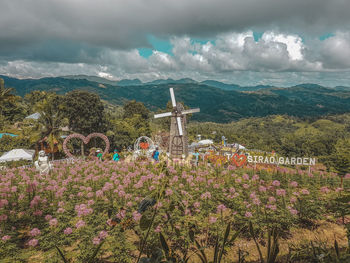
[198,139,214,145]
[0,149,35,162]
[25,112,41,120]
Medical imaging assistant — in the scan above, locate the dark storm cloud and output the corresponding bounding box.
[1,0,350,86]
[1,0,350,52]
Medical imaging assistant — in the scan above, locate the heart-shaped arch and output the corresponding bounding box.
[63,133,110,158]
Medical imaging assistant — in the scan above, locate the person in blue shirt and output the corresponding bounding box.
[192,149,200,166]
[112,149,120,162]
[152,147,160,161]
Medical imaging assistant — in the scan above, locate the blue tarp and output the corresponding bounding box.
[0,133,18,139]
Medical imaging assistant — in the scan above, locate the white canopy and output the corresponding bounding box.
[198,139,214,145]
[25,112,41,120]
[0,149,35,162]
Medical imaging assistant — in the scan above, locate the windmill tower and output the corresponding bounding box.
[154,88,200,159]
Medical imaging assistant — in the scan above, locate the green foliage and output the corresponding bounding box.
[63,90,107,135]
[0,135,31,155]
[331,138,350,176]
[108,101,151,149]
[188,114,350,171]
[123,100,150,119]
[4,75,350,123]
[0,78,27,124]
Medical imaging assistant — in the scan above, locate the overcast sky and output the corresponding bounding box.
[1,0,350,86]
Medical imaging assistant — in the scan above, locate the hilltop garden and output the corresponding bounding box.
[1,78,350,262]
[0,159,350,262]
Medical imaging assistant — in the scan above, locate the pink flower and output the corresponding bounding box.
[290,181,298,187]
[45,215,52,221]
[28,238,38,247]
[253,198,261,206]
[266,204,277,211]
[300,189,310,195]
[30,228,41,237]
[268,196,276,203]
[209,216,217,223]
[245,211,252,218]
[290,197,297,203]
[49,218,58,227]
[154,225,162,233]
[64,227,73,235]
[242,174,250,180]
[132,211,142,222]
[259,186,267,192]
[335,188,343,192]
[242,184,250,189]
[98,231,108,240]
[1,235,10,241]
[200,192,212,200]
[193,202,201,208]
[320,186,330,194]
[76,220,86,229]
[252,174,259,181]
[217,204,227,213]
[289,209,298,215]
[272,180,280,187]
[92,237,101,245]
[96,190,103,197]
[276,189,286,196]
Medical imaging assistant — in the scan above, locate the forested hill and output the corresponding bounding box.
[2,75,350,123]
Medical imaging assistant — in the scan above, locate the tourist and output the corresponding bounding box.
[193,149,200,166]
[113,149,120,162]
[96,150,103,161]
[152,147,159,162]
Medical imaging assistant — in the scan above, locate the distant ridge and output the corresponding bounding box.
[2,74,350,123]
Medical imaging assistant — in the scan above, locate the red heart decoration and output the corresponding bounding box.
[63,133,110,158]
[231,153,247,167]
[139,142,149,150]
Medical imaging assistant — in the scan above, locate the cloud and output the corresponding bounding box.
[1,1,350,86]
[320,32,350,69]
[1,0,350,52]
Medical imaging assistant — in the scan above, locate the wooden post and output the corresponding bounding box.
[81,141,84,158]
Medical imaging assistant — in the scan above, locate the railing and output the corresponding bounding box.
[0,158,77,171]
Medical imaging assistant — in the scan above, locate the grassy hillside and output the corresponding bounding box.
[2,75,350,122]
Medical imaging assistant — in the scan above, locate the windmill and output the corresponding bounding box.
[154,88,200,159]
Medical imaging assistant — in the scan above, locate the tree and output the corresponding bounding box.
[0,78,25,123]
[63,90,106,135]
[0,78,16,116]
[123,100,150,120]
[106,101,152,150]
[24,90,49,108]
[331,138,350,187]
[33,93,67,160]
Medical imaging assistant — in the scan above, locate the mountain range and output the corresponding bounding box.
[2,74,350,123]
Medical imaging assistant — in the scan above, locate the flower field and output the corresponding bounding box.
[0,160,349,262]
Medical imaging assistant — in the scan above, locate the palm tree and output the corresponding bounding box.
[0,78,16,116]
[34,93,66,160]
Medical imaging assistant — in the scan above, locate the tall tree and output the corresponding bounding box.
[331,138,350,187]
[34,93,67,160]
[0,78,16,117]
[0,78,26,125]
[123,100,150,120]
[63,90,106,135]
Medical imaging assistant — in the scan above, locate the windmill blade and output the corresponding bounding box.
[169,88,177,108]
[182,108,200,115]
[154,112,172,119]
[176,117,183,136]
